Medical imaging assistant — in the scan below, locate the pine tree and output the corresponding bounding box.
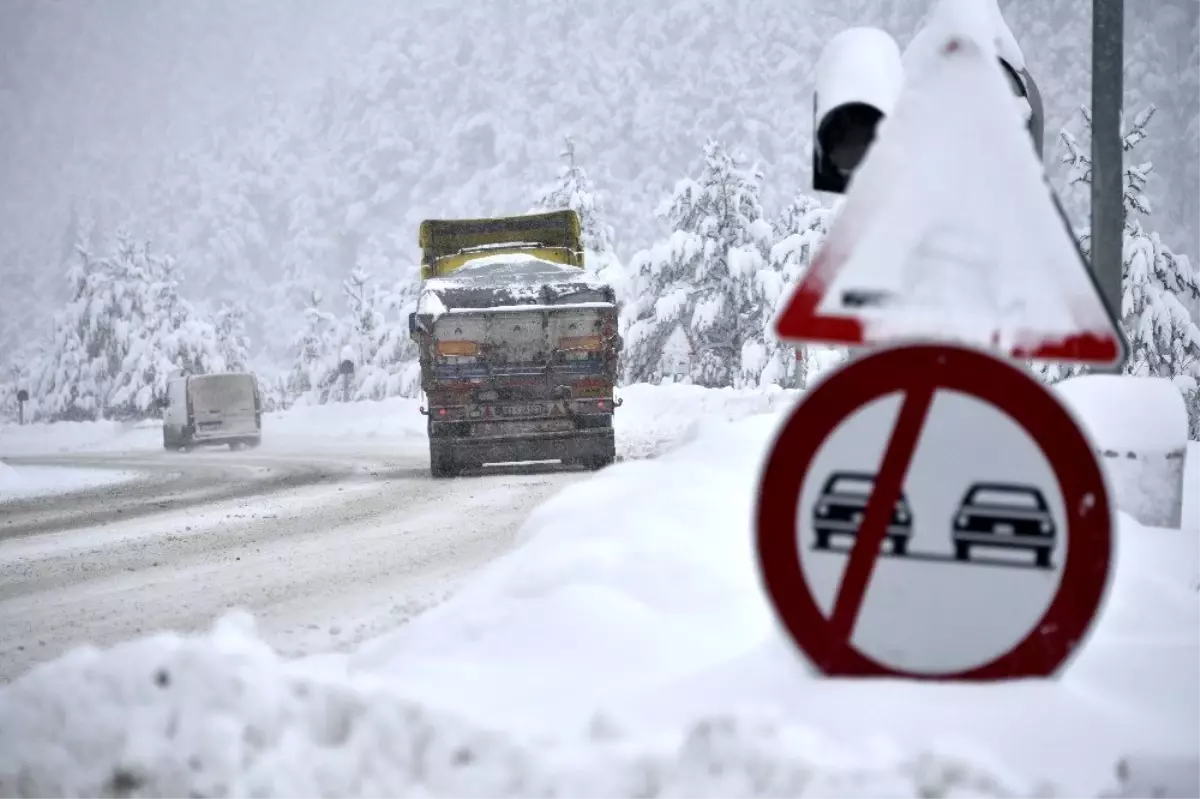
[286,289,338,403]
[107,240,224,417]
[33,238,121,421]
[358,269,422,401]
[1063,108,1197,365]
[532,136,615,257]
[1042,105,1200,438]
[622,139,772,388]
[215,301,253,372]
[531,135,628,301]
[757,192,840,389]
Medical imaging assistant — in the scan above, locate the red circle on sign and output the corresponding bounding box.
[756,342,1112,680]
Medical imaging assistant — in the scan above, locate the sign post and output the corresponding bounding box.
[339,359,355,403]
[16,389,28,426]
[1091,0,1126,372]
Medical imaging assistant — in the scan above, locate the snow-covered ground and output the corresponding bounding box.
[1,381,1195,797]
[0,461,142,501]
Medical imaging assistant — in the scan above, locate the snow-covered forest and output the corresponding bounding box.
[1,0,1197,435]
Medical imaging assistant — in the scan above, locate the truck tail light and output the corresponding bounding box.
[436,340,479,357]
[558,335,602,352]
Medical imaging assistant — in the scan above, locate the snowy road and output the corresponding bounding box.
[0,444,584,682]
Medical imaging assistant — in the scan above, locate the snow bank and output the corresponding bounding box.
[1185,442,1199,534]
[352,413,1197,796]
[1055,375,1190,528]
[1055,375,1190,454]
[0,461,141,501]
[0,419,160,457]
[614,382,801,459]
[0,615,1080,799]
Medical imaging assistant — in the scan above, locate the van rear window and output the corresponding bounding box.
[190,375,255,408]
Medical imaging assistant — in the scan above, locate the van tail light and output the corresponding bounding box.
[436,340,479,357]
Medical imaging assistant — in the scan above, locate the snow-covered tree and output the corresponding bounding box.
[1036,106,1200,439]
[622,139,773,388]
[286,289,338,402]
[284,270,422,406]
[28,233,223,421]
[357,269,422,401]
[106,239,224,418]
[531,135,628,303]
[215,301,253,372]
[757,192,840,389]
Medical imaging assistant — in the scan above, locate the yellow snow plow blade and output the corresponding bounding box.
[418,210,584,279]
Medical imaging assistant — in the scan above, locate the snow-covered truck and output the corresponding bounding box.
[408,210,623,478]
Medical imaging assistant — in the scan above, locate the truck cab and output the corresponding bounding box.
[162,371,263,451]
[409,210,622,477]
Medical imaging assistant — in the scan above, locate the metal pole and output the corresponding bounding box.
[1092,0,1126,372]
[18,401,24,426]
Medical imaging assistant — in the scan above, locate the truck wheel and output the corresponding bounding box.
[429,445,457,479]
[954,541,970,562]
[1035,548,1052,569]
[814,530,831,550]
[891,535,909,556]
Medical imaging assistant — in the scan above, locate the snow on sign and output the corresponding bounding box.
[778,24,1127,366]
[755,342,1113,679]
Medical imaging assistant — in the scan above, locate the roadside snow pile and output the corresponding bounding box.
[265,396,427,443]
[1054,375,1189,454]
[0,418,159,457]
[0,614,1072,798]
[1055,375,1191,528]
[0,461,141,501]
[614,383,801,459]
[350,412,1198,796]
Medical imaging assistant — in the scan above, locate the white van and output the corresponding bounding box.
[162,372,263,451]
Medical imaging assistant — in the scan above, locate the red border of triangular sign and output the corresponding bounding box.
[774,195,1128,366]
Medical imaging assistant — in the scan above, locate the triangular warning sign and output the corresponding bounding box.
[777,31,1128,367]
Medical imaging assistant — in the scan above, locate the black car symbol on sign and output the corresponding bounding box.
[813,471,913,556]
[951,483,1057,569]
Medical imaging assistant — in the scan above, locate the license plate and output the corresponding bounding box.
[993,523,1015,535]
[497,403,546,417]
[472,419,572,437]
